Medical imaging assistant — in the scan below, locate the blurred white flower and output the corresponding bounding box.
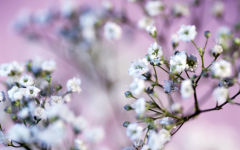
[172,3,189,17]
[145,1,164,16]
[84,127,105,143]
[211,60,232,78]
[129,58,149,79]
[41,60,56,72]
[19,75,34,87]
[7,124,31,143]
[67,77,82,93]
[148,42,163,65]
[24,86,40,98]
[181,79,194,99]
[147,129,171,150]
[146,25,157,38]
[132,98,146,115]
[129,78,145,96]
[177,25,197,42]
[212,1,224,17]
[74,139,88,150]
[170,51,187,74]
[72,116,88,133]
[213,87,228,105]
[126,123,143,142]
[8,86,25,101]
[104,22,122,40]
[211,44,223,56]
[138,17,154,30]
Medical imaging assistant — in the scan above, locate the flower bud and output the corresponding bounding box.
[234,37,240,46]
[123,121,130,128]
[124,91,133,98]
[124,104,133,111]
[204,31,211,38]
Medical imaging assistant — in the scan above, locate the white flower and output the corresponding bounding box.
[138,17,154,30]
[129,78,145,96]
[171,34,179,46]
[177,25,197,42]
[126,123,143,142]
[41,60,56,72]
[213,87,228,105]
[181,79,194,99]
[0,63,13,76]
[84,127,105,143]
[19,75,34,87]
[34,107,46,119]
[211,60,232,78]
[67,77,82,93]
[211,44,223,56]
[132,98,146,115]
[8,86,25,101]
[7,124,31,143]
[148,129,171,150]
[170,51,187,74]
[72,116,88,133]
[104,22,122,40]
[18,107,29,119]
[172,3,189,17]
[74,139,88,150]
[24,86,40,98]
[148,42,163,65]
[170,103,182,113]
[51,96,63,105]
[129,58,149,79]
[216,26,231,39]
[145,1,164,16]
[212,1,224,17]
[146,25,157,37]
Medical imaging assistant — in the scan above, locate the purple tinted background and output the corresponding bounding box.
[1,0,240,149]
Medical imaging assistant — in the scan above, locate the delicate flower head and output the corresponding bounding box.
[126,123,143,142]
[19,75,34,87]
[212,1,224,17]
[129,78,145,96]
[7,124,31,143]
[132,98,146,115]
[138,17,154,30]
[8,86,25,101]
[74,139,88,150]
[145,1,164,17]
[104,22,122,40]
[147,129,171,150]
[25,86,41,98]
[181,79,194,99]
[172,3,189,17]
[170,51,187,74]
[146,25,157,38]
[129,58,149,79]
[211,44,223,56]
[67,77,82,93]
[41,60,56,72]
[72,116,88,133]
[177,25,197,42]
[211,60,232,79]
[34,107,46,120]
[213,87,228,105]
[147,42,163,65]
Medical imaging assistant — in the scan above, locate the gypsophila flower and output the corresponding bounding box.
[8,86,25,101]
[104,22,122,40]
[177,25,197,42]
[147,42,163,65]
[83,127,105,143]
[170,103,182,113]
[145,0,164,17]
[170,51,187,74]
[129,58,149,79]
[172,3,189,17]
[213,87,229,105]
[19,75,34,87]
[0,63,13,76]
[7,124,31,143]
[24,86,40,98]
[41,60,56,72]
[126,123,143,142]
[132,98,146,115]
[147,129,171,150]
[181,79,194,99]
[211,44,223,56]
[73,139,88,150]
[51,96,63,105]
[171,34,179,48]
[138,17,154,30]
[212,1,224,17]
[17,107,29,119]
[129,78,145,96]
[72,116,88,133]
[146,25,157,38]
[67,77,82,93]
[34,106,46,119]
[211,60,232,78]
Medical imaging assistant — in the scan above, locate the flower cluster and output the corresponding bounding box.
[123,25,240,149]
[0,59,105,150]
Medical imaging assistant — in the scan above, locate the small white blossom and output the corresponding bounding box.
[24,86,40,98]
[211,44,223,56]
[181,79,194,99]
[146,25,157,37]
[138,17,154,30]
[129,78,145,96]
[67,77,82,93]
[104,22,122,40]
[34,107,46,119]
[8,86,25,101]
[129,58,149,79]
[0,63,13,76]
[170,51,187,74]
[51,96,63,105]
[74,139,88,150]
[41,60,56,72]
[72,116,88,133]
[84,127,105,143]
[19,75,34,87]
[172,3,189,17]
[147,129,171,150]
[212,1,224,17]
[177,25,197,42]
[132,98,146,115]
[7,124,31,143]
[211,60,232,78]
[213,87,228,105]
[126,123,143,142]
[18,107,29,119]
[148,42,163,65]
[145,1,164,16]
